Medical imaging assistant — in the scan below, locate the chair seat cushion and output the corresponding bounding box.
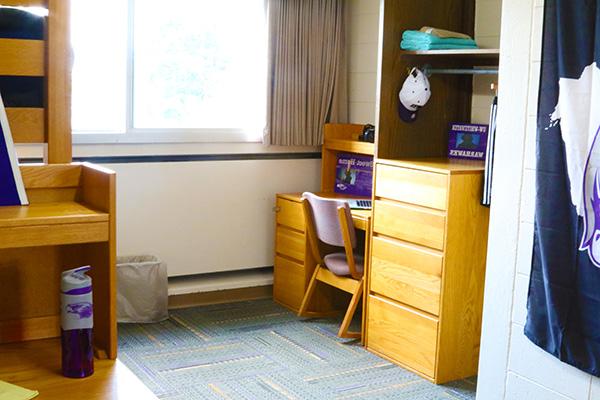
[323,252,364,277]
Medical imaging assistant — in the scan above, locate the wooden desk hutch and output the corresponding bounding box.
[273,124,373,313]
[274,0,496,384]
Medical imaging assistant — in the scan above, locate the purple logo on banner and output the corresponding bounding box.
[334,153,373,197]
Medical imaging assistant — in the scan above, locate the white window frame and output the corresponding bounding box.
[72,0,265,145]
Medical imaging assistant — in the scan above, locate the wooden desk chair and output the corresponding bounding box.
[298,192,364,339]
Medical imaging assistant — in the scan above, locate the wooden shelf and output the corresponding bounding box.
[399,48,499,67]
[323,138,375,156]
[0,202,109,249]
[0,338,157,399]
[0,202,108,228]
[321,124,375,192]
[400,48,499,56]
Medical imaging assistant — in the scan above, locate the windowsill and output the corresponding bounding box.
[72,129,263,145]
[16,141,321,160]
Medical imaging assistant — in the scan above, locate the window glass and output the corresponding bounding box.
[71,0,128,133]
[72,0,266,139]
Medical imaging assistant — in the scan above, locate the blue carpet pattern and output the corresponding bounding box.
[118,299,476,399]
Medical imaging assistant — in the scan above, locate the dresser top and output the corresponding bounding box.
[377,158,485,174]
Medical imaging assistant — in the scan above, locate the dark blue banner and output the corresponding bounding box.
[0,7,44,40]
[0,76,44,108]
[526,0,600,375]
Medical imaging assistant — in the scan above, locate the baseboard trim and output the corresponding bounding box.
[168,267,273,296]
[168,285,273,309]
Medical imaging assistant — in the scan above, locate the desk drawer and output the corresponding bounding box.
[373,200,446,250]
[276,197,304,232]
[276,226,305,262]
[367,295,438,378]
[376,164,448,210]
[273,255,306,310]
[370,236,442,315]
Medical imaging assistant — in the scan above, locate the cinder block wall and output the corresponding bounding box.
[477,0,600,398]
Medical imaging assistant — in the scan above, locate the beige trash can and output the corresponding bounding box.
[116,255,168,323]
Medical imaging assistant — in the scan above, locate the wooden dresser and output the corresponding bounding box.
[365,158,489,384]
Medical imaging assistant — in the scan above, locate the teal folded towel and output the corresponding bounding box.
[402,30,477,46]
[400,30,478,50]
[401,40,478,51]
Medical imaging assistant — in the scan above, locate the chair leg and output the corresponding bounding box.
[338,279,364,339]
[298,264,321,317]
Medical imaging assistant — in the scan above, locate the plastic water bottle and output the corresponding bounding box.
[61,266,94,378]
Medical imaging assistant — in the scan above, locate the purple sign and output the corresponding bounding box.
[334,153,373,197]
[448,123,488,160]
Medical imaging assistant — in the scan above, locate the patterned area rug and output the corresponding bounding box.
[118,299,476,399]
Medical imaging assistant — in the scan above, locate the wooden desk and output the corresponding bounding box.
[349,209,370,231]
[0,164,117,359]
[0,338,156,399]
[273,192,371,312]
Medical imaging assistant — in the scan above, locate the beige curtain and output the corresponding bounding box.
[264,0,348,146]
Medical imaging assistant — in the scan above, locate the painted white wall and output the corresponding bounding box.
[477,0,600,398]
[108,158,320,276]
[347,0,380,124]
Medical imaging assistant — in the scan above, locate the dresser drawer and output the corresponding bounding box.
[367,295,438,378]
[370,236,442,315]
[273,256,306,310]
[276,197,304,232]
[373,200,446,250]
[376,164,448,210]
[276,226,305,262]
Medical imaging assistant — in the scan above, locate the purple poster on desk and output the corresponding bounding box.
[334,153,373,197]
[448,123,488,160]
[0,93,28,206]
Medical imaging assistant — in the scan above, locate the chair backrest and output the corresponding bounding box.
[302,192,356,248]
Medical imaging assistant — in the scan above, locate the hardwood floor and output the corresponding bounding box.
[0,338,156,399]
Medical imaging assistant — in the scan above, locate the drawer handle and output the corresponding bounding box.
[273,206,281,212]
